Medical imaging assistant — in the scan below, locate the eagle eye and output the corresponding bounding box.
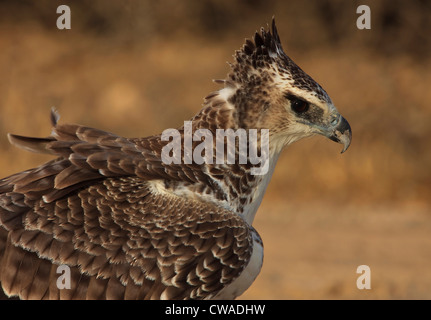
[289,97,309,114]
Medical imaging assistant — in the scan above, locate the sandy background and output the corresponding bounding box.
[0,1,430,299]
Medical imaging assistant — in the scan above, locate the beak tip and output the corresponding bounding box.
[339,132,352,154]
[332,116,352,154]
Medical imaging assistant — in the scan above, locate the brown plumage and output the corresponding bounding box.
[0,119,253,299]
[0,19,351,299]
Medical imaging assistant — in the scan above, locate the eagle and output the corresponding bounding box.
[0,19,351,299]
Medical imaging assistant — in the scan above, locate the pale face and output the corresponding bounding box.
[253,68,351,153]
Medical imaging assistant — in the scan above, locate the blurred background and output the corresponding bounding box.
[0,0,430,299]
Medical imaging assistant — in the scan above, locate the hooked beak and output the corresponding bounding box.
[327,115,352,153]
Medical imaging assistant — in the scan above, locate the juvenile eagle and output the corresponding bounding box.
[0,19,351,299]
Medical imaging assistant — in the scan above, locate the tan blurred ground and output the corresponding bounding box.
[0,1,430,299]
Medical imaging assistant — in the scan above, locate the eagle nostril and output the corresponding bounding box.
[331,117,339,126]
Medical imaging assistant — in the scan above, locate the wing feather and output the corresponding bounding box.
[0,112,255,300]
[0,177,252,300]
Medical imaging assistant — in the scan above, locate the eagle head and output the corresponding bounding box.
[224,18,352,154]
